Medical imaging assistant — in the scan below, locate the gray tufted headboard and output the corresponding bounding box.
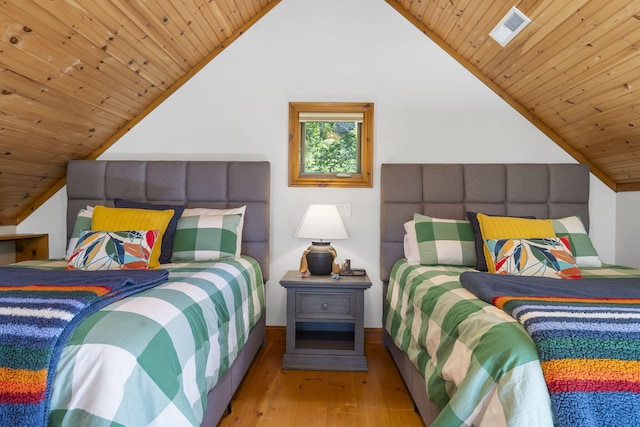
[66,160,270,280]
[380,163,590,282]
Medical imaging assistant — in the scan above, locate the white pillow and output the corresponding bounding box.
[181,206,246,258]
[403,220,420,263]
[182,206,246,217]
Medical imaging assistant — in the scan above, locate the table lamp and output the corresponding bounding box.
[295,204,348,275]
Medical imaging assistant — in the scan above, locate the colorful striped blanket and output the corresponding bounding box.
[0,266,169,427]
[460,272,640,427]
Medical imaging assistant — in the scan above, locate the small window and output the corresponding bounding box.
[288,102,373,188]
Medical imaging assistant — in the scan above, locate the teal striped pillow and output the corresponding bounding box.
[171,213,243,262]
[414,213,476,266]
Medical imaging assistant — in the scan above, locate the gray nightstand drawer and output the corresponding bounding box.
[295,291,355,320]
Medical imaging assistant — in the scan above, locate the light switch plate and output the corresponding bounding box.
[335,204,352,217]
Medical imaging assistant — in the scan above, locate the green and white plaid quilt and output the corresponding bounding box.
[17,257,264,427]
[383,259,640,426]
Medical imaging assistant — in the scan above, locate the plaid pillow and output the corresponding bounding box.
[182,206,246,260]
[171,213,243,262]
[414,213,476,266]
[552,216,602,267]
[67,230,159,271]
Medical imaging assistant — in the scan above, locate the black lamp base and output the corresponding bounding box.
[306,241,335,275]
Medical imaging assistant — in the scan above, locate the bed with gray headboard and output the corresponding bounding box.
[66,160,270,280]
[60,160,270,426]
[380,163,591,426]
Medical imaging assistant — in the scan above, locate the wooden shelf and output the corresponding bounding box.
[0,234,49,264]
[295,330,356,351]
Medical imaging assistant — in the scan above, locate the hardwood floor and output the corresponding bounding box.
[217,327,425,427]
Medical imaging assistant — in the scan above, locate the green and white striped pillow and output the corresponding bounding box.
[414,213,476,266]
[552,215,602,267]
[171,213,243,262]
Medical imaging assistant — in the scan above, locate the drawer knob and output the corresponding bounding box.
[322,302,329,310]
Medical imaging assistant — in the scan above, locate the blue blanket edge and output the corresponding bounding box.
[0,266,169,426]
[459,271,640,303]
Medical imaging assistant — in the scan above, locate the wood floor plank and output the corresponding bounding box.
[218,328,425,427]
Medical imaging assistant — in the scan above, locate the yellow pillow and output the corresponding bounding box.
[476,213,556,272]
[91,206,173,269]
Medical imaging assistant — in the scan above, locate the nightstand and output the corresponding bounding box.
[280,270,372,371]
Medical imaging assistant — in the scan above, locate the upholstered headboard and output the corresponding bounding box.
[66,160,270,280]
[380,163,590,282]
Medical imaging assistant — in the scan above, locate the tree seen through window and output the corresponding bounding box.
[302,121,359,174]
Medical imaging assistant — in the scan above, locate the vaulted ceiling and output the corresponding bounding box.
[1,0,639,225]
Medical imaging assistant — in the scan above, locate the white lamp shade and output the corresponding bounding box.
[295,204,348,241]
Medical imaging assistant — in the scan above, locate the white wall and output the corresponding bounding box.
[19,0,620,326]
[616,193,640,267]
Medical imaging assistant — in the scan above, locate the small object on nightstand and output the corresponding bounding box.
[342,259,351,274]
[352,268,366,276]
[339,265,365,277]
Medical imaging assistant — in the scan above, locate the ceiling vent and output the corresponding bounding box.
[489,6,531,47]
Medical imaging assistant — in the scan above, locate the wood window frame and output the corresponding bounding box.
[288,102,374,188]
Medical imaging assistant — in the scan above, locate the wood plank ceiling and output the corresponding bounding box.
[387,0,640,192]
[1,0,640,226]
[0,0,280,225]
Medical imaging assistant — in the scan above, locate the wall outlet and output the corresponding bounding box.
[335,204,352,217]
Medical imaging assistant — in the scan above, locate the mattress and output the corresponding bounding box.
[16,256,264,427]
[383,259,640,426]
